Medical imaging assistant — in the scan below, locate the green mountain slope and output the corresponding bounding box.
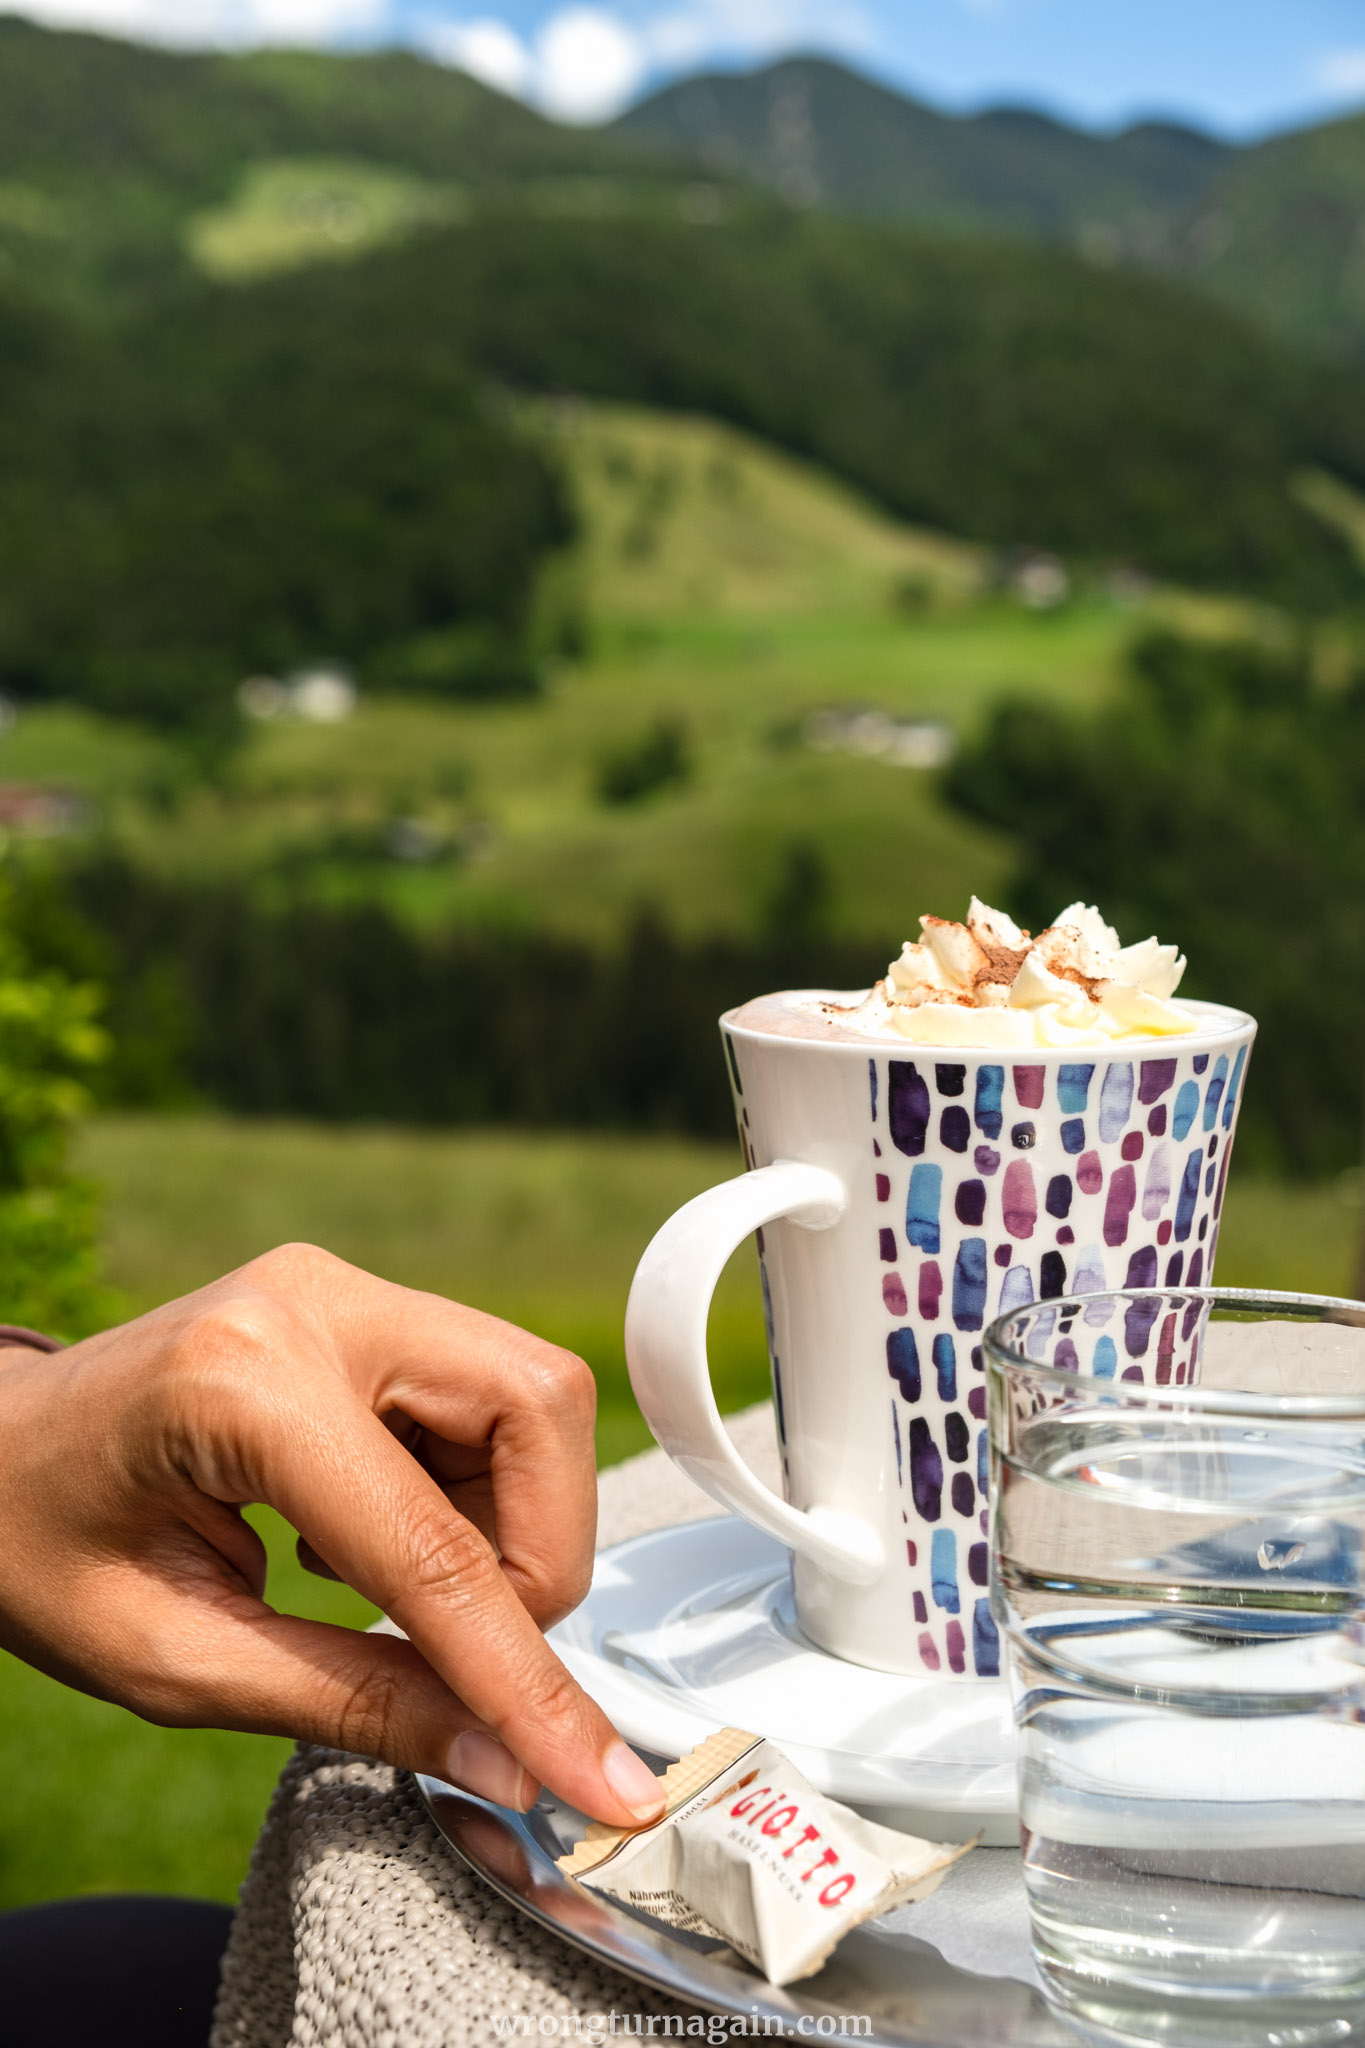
[0,14,689,308]
[9,16,1365,367]
[1167,112,1365,359]
[612,55,1228,249]
[1,197,1359,733]
[0,398,1136,954]
[0,15,657,189]
[616,56,1365,363]
[1,13,1363,736]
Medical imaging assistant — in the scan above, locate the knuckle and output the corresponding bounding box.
[403,1508,498,1607]
[504,1552,592,1630]
[557,1550,595,1612]
[170,1301,286,1415]
[518,1343,597,1429]
[246,1242,344,1290]
[187,1300,279,1363]
[509,1655,585,1734]
[524,1579,591,1634]
[333,1652,405,1763]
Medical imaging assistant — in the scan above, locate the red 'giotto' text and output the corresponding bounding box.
[727,1785,857,1907]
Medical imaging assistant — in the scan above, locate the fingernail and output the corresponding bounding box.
[603,1740,665,1820]
[447,1732,529,1810]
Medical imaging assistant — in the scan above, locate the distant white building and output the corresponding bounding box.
[239,664,357,724]
[997,548,1070,609]
[805,708,956,769]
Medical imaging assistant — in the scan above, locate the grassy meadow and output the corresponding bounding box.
[0,403,1250,947]
[1,1113,1360,1912]
[188,157,464,282]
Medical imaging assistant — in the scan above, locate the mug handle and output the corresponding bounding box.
[625,1159,883,1586]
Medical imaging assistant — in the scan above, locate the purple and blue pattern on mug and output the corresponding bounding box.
[865,1041,1249,1676]
[626,996,1256,1679]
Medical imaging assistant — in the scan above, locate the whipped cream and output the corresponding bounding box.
[838,898,1194,1048]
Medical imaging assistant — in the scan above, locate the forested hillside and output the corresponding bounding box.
[0,276,572,730]
[947,629,1365,1175]
[0,15,627,187]
[1166,113,1365,359]
[8,17,1365,364]
[0,14,693,310]
[329,213,1354,596]
[620,54,1365,363]
[2,202,1361,734]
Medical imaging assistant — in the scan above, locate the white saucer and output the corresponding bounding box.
[549,1515,1018,1845]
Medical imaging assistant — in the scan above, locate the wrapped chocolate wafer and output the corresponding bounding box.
[559,1729,972,1986]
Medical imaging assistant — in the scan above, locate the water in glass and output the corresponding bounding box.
[989,1292,1365,2046]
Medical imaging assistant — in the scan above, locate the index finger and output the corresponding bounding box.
[242,1363,663,1828]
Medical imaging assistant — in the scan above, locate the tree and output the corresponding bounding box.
[763,838,832,940]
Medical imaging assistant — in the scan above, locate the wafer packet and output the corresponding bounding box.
[558,1729,972,1986]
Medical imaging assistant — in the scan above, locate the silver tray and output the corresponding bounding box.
[415,1758,1068,2048]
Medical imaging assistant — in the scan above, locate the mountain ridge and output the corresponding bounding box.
[611,54,1231,246]
[611,52,1365,357]
[0,12,699,311]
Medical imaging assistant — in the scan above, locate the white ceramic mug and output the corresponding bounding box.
[626,994,1257,1677]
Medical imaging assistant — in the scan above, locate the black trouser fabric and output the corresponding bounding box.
[0,1894,232,2047]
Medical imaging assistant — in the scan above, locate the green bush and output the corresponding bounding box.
[0,899,115,1337]
[368,625,543,703]
[595,717,692,805]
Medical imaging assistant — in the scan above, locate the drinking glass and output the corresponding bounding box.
[986,1287,1365,2047]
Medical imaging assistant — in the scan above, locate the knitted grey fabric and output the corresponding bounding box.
[210,1406,781,2048]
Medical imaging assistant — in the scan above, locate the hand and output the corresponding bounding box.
[0,1243,665,1827]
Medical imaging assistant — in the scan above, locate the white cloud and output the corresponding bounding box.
[12,0,386,47]
[429,1,877,119]
[1316,47,1365,100]
[249,0,386,34]
[423,5,644,119]
[421,13,533,93]
[536,7,644,120]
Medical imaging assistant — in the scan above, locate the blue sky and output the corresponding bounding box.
[15,0,1365,134]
